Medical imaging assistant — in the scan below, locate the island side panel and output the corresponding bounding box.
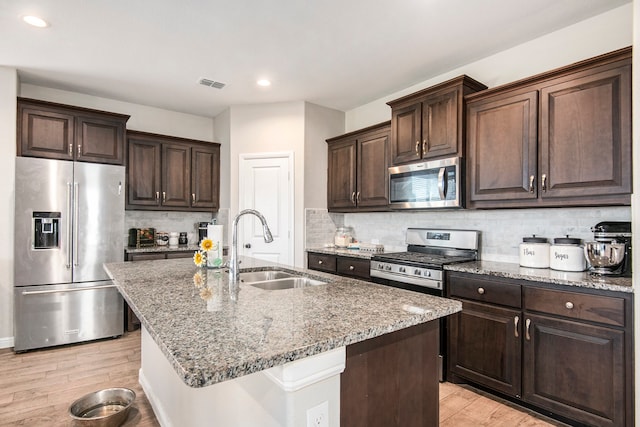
[340,320,439,427]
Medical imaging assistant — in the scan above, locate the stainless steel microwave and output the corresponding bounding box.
[389,157,462,209]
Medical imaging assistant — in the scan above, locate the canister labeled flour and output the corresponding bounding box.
[519,236,550,268]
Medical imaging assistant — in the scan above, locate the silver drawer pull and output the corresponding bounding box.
[477,287,485,295]
[565,301,574,309]
[349,265,355,271]
[318,260,323,265]
[525,318,531,341]
[514,316,519,338]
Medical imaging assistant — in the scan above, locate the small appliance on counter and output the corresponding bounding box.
[549,236,586,272]
[584,221,632,277]
[156,232,169,246]
[128,228,156,248]
[198,222,209,244]
[519,235,550,268]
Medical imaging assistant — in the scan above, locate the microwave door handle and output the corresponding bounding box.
[438,167,448,199]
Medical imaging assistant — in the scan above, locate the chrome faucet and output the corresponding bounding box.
[229,209,274,283]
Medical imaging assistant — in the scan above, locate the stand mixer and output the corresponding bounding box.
[584,221,632,277]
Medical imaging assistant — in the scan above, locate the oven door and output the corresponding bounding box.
[389,157,461,209]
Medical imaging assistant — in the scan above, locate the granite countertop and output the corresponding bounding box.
[446,260,633,293]
[306,246,388,259]
[126,245,228,254]
[104,257,461,388]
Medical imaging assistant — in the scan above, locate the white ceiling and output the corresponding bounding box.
[0,0,630,118]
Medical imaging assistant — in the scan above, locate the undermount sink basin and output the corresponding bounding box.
[239,270,297,283]
[250,277,327,291]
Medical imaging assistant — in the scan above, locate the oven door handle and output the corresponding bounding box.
[438,167,447,200]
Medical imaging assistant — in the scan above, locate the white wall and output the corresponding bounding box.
[345,3,633,131]
[0,67,18,346]
[303,103,345,208]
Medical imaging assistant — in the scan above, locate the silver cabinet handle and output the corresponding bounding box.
[438,167,447,200]
[525,318,531,341]
[514,316,519,338]
[73,182,79,268]
[477,287,485,295]
[162,191,166,204]
[77,144,81,157]
[22,284,117,296]
[351,192,356,205]
[66,182,73,269]
[542,174,547,192]
[528,175,535,193]
[422,139,427,156]
[415,140,420,155]
[356,192,361,203]
[68,143,73,156]
[192,193,196,204]
[318,260,323,265]
[565,301,574,309]
[349,265,355,271]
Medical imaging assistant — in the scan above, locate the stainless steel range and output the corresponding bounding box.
[370,228,479,381]
[370,228,479,294]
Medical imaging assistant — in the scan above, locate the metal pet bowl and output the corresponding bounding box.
[69,387,136,427]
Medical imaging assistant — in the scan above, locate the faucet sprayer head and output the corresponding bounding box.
[263,224,274,243]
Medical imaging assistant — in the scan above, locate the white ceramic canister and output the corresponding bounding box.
[519,236,550,268]
[168,231,179,246]
[550,236,587,272]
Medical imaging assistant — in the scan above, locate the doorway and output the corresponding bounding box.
[238,152,294,265]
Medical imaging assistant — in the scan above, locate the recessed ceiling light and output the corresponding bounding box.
[257,79,271,87]
[22,15,49,28]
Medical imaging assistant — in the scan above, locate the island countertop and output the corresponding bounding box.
[104,257,461,388]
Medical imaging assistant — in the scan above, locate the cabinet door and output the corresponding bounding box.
[422,89,459,159]
[539,63,631,203]
[191,144,220,211]
[523,313,625,427]
[390,102,422,165]
[162,143,191,208]
[127,139,161,207]
[18,105,75,161]
[357,129,389,208]
[467,91,538,206]
[76,114,126,165]
[448,300,522,397]
[327,138,357,210]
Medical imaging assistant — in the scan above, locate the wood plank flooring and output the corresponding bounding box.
[0,330,567,426]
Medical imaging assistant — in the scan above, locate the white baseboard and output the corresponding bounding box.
[0,336,14,349]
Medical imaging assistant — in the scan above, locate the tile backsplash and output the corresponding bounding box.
[305,207,631,263]
[125,210,220,247]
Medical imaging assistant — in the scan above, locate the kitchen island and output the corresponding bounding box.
[104,257,461,427]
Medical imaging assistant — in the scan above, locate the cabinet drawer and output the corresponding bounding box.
[337,257,370,280]
[448,273,521,308]
[524,287,625,327]
[128,253,166,261]
[166,251,194,259]
[308,253,336,273]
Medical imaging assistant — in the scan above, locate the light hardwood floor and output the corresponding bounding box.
[0,330,566,426]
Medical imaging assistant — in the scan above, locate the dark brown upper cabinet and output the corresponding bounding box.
[327,122,390,212]
[466,47,631,209]
[126,131,220,212]
[17,98,129,165]
[387,75,487,165]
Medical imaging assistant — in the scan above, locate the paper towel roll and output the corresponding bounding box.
[206,224,224,268]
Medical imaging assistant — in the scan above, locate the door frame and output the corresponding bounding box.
[238,151,295,265]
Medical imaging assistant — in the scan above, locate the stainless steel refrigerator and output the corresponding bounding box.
[14,156,125,352]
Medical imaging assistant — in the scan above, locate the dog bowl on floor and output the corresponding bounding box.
[69,387,136,427]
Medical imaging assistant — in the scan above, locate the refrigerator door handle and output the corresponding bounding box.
[73,182,79,267]
[21,284,117,295]
[66,182,73,269]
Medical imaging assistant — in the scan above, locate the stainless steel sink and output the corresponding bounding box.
[239,270,296,283]
[249,277,327,290]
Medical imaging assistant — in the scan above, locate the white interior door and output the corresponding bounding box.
[239,153,293,265]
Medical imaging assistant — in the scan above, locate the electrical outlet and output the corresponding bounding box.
[306,401,329,427]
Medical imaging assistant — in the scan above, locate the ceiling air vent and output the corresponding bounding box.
[199,78,226,89]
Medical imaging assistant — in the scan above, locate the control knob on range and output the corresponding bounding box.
[385,265,392,271]
[399,267,406,273]
[414,269,421,276]
[425,271,431,277]
[377,263,384,270]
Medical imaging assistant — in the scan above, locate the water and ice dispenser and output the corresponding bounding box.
[33,211,60,249]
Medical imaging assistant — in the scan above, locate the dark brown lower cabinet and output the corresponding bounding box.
[447,271,633,427]
[341,321,439,427]
[307,251,370,280]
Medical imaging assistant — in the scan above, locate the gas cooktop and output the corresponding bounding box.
[371,251,476,269]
